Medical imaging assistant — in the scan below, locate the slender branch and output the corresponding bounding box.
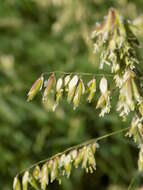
[96,127,130,141]
[18,126,129,175]
[42,71,143,81]
[42,71,114,77]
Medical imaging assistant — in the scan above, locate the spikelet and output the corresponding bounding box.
[63,154,72,178]
[99,76,107,94]
[40,163,49,190]
[73,79,85,110]
[33,165,41,180]
[96,77,111,117]
[13,175,21,190]
[42,73,56,102]
[64,75,71,87]
[87,78,96,103]
[74,148,84,168]
[53,77,63,111]
[49,159,58,183]
[27,75,44,101]
[22,171,29,190]
[67,75,79,103]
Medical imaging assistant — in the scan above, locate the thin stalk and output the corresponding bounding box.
[42,70,143,81]
[18,126,129,175]
[42,71,114,77]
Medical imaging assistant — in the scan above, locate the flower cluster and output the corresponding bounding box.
[27,73,111,117]
[13,142,99,190]
[92,8,139,73]
[92,8,141,120]
[92,8,143,171]
[21,8,143,186]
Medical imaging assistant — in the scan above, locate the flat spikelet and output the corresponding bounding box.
[27,75,44,101]
[42,73,56,102]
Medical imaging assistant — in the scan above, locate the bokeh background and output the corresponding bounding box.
[0,0,143,189]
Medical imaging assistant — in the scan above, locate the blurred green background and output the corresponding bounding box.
[0,0,143,189]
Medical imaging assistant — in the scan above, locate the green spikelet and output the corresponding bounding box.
[13,175,21,190]
[42,73,56,102]
[27,75,44,101]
